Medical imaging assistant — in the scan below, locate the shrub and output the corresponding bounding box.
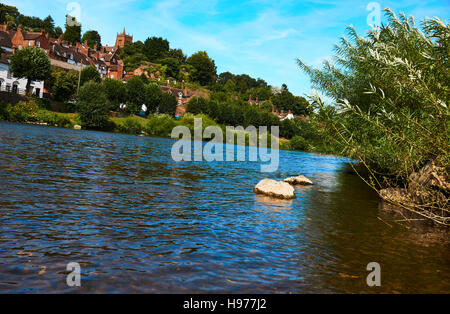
[145,114,177,137]
[289,136,310,152]
[187,97,208,115]
[76,81,110,130]
[159,92,177,115]
[36,110,72,127]
[4,101,39,122]
[115,116,144,134]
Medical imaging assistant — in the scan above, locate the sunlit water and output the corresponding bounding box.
[0,121,448,293]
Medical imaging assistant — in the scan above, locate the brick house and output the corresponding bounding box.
[10,25,50,51]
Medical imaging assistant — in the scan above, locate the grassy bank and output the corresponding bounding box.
[0,99,304,151]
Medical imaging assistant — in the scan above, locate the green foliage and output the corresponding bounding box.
[260,100,274,112]
[9,47,51,90]
[1,101,39,122]
[145,114,178,137]
[102,78,127,110]
[36,109,72,128]
[186,97,208,115]
[50,69,78,102]
[298,9,450,188]
[157,57,180,79]
[76,81,109,130]
[168,48,186,63]
[62,15,81,44]
[289,136,310,152]
[144,83,162,113]
[81,30,101,49]
[187,51,217,86]
[159,92,177,115]
[112,116,145,135]
[126,76,146,113]
[80,65,101,86]
[144,36,170,61]
[272,85,310,116]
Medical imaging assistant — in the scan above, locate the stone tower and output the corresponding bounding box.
[115,28,133,48]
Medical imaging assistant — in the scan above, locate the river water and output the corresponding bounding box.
[0,121,448,293]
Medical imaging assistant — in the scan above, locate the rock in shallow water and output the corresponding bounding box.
[254,179,296,199]
[283,175,314,186]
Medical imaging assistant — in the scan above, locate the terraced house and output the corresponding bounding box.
[0,23,127,98]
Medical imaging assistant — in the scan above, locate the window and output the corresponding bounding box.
[28,40,32,46]
[7,71,12,79]
[36,40,40,47]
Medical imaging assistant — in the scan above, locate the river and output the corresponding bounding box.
[0,121,448,293]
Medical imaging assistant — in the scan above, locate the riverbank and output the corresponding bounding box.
[0,99,295,150]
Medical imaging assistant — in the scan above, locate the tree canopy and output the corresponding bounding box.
[187,51,217,86]
[81,30,101,49]
[9,46,51,91]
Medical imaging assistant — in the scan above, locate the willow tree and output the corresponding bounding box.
[298,9,449,224]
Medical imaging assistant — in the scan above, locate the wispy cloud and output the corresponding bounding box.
[3,0,449,95]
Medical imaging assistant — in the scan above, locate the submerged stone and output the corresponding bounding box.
[283,175,314,186]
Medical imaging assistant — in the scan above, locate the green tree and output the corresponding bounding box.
[80,65,101,86]
[157,57,180,79]
[168,48,186,63]
[143,36,169,61]
[62,15,81,44]
[187,51,217,86]
[52,69,78,102]
[159,93,177,115]
[76,81,109,130]
[187,97,208,115]
[260,100,274,112]
[103,78,127,110]
[42,15,56,38]
[144,83,162,113]
[126,76,146,113]
[81,30,101,49]
[9,46,51,93]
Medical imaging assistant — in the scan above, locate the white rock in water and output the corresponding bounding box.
[283,175,314,186]
[73,125,82,130]
[254,179,296,199]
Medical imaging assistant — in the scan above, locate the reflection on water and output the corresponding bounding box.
[0,122,448,293]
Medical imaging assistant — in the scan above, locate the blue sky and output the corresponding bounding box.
[4,0,449,96]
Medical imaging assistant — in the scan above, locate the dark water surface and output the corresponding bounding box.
[0,122,448,293]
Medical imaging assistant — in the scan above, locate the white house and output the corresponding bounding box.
[0,30,44,98]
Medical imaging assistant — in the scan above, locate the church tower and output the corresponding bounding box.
[115,28,133,48]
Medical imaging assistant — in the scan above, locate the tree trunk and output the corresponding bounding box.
[26,79,32,96]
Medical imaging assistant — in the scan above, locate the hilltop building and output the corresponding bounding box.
[115,28,133,48]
